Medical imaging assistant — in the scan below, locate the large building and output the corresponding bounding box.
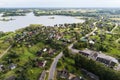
[79,49,119,69]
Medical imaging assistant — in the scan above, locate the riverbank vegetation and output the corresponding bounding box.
[0,8,120,80]
[0,20,94,80]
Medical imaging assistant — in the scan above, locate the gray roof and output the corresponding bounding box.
[97,53,119,64]
[80,49,94,55]
[82,69,99,80]
[80,49,119,64]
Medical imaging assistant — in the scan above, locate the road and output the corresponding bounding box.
[68,25,98,54]
[82,22,97,38]
[38,70,46,80]
[111,23,118,33]
[110,23,120,43]
[48,22,98,79]
[0,45,12,58]
[48,52,63,80]
[85,27,97,38]
[68,27,97,54]
[68,25,120,71]
[116,38,120,43]
[68,42,80,54]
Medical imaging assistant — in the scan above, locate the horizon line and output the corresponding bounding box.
[0,7,120,9]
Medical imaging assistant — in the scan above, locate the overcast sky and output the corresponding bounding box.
[0,0,120,8]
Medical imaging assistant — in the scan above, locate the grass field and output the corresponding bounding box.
[0,40,10,57]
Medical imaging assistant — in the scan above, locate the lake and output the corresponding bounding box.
[0,12,84,32]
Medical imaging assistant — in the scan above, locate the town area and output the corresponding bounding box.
[0,8,120,80]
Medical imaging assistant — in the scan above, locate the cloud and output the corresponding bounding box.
[0,0,120,8]
[0,2,5,6]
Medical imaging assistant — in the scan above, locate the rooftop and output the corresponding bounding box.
[80,49,94,55]
[97,53,119,64]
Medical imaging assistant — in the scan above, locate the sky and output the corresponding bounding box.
[0,0,120,8]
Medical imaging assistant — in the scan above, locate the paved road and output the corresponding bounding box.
[68,25,120,71]
[81,22,97,38]
[68,43,80,54]
[0,45,12,58]
[116,38,120,43]
[110,23,120,43]
[68,25,98,54]
[85,27,97,38]
[111,23,118,33]
[48,22,98,79]
[48,52,63,80]
[39,70,46,80]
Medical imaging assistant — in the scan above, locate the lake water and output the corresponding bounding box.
[0,12,84,32]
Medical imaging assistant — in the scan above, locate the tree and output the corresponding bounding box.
[63,48,70,57]
[74,54,120,80]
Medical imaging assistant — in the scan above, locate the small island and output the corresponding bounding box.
[0,18,15,21]
[48,17,55,19]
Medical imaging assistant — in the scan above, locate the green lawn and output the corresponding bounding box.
[26,67,42,80]
[57,57,83,76]
[0,70,15,80]
[0,40,10,56]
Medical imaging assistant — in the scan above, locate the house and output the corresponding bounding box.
[9,63,17,70]
[28,31,33,35]
[36,50,42,56]
[55,34,62,40]
[57,69,84,80]
[57,69,69,79]
[43,48,47,52]
[38,61,47,67]
[79,49,94,57]
[82,69,99,80]
[38,61,44,67]
[71,77,84,80]
[0,64,3,71]
[48,49,54,55]
[92,32,96,36]
[96,53,119,68]
[69,73,76,80]
[80,37,88,42]
[67,39,72,43]
[43,61,47,67]
[89,40,95,44]
[69,74,84,80]
[79,49,119,68]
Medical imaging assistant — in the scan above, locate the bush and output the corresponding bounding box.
[8,52,19,58]
[74,54,120,80]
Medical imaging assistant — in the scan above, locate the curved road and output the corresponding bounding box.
[48,52,63,80]
[68,26,98,54]
[116,38,120,43]
[111,23,118,33]
[68,42,80,54]
[47,22,98,80]
[39,70,46,80]
[85,27,97,38]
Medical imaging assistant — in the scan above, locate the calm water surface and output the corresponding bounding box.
[0,13,84,32]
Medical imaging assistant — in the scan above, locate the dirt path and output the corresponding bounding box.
[0,45,12,58]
